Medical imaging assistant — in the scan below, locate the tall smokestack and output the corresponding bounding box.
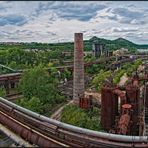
[73,33,85,105]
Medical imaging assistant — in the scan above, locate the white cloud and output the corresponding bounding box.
[0,1,148,44]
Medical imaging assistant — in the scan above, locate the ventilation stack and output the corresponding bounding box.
[73,33,85,105]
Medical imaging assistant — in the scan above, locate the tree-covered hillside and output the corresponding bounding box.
[0,36,148,52]
[88,37,148,51]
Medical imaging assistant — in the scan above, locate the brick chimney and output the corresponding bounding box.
[73,33,85,105]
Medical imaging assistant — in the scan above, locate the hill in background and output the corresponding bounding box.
[87,36,148,52]
[0,36,148,53]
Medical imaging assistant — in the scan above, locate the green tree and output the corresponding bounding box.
[0,88,6,97]
[19,65,64,104]
[8,61,17,69]
[16,97,43,114]
[26,97,43,113]
[91,70,112,91]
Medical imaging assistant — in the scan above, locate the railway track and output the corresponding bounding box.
[0,97,148,147]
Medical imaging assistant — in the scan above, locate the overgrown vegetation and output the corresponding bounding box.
[126,59,142,76]
[113,69,126,84]
[0,48,67,70]
[91,59,143,91]
[61,59,143,131]
[16,65,66,115]
[91,70,112,91]
[61,104,102,131]
[0,88,6,97]
[0,36,146,71]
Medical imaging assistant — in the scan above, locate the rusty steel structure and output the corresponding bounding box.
[101,86,118,131]
[113,89,126,110]
[0,97,148,147]
[101,65,148,136]
[125,84,140,133]
[146,83,148,108]
[116,104,132,135]
[79,95,93,109]
[0,73,21,94]
[73,33,85,105]
[101,84,140,135]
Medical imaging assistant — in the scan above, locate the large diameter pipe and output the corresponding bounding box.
[73,33,85,105]
[0,97,148,143]
[0,123,33,147]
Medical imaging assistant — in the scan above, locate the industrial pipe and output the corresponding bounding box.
[0,123,33,147]
[0,97,148,143]
[113,89,126,106]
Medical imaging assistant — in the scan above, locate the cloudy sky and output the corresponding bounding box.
[0,1,148,44]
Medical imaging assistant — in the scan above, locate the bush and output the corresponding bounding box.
[0,88,6,97]
[113,69,126,84]
[16,97,44,114]
[90,59,142,91]
[17,65,66,115]
[126,59,142,77]
[91,70,112,91]
[19,65,64,104]
[61,105,102,131]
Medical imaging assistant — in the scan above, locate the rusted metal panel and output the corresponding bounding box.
[113,89,126,111]
[21,128,28,139]
[145,83,148,108]
[79,95,92,109]
[117,104,132,135]
[0,73,21,96]
[126,85,139,115]
[117,114,130,135]
[101,86,111,130]
[125,85,140,135]
[101,86,118,131]
[30,133,38,145]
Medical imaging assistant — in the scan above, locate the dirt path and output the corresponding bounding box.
[118,64,143,86]
[50,100,73,120]
[118,73,128,86]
